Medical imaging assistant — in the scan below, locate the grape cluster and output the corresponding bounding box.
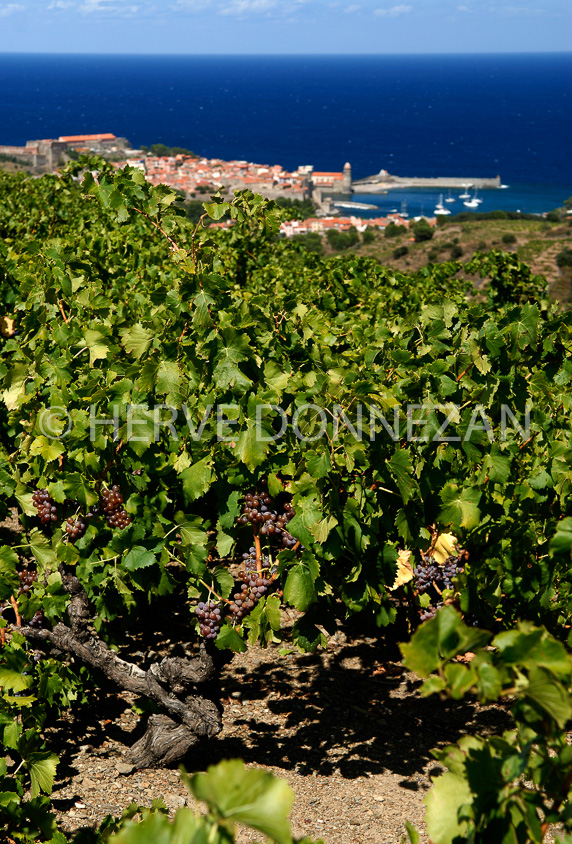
[194,488,303,643]
[101,486,131,530]
[65,516,88,542]
[28,610,46,629]
[29,649,43,663]
[419,605,439,622]
[237,492,299,549]
[240,547,278,577]
[238,491,272,528]
[15,570,46,630]
[32,489,57,525]
[442,555,465,590]
[229,570,271,622]
[18,568,38,595]
[414,551,466,623]
[413,559,440,593]
[195,601,222,639]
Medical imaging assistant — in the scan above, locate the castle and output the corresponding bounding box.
[0,133,129,170]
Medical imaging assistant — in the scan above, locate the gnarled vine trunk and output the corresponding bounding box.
[23,566,222,769]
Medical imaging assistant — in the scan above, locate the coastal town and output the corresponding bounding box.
[0,131,433,236]
[133,150,410,235]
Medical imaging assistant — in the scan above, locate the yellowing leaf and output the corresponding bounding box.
[433,532,458,566]
[2,362,28,410]
[389,549,414,591]
[0,316,15,337]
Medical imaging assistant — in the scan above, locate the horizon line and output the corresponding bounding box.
[1,50,571,58]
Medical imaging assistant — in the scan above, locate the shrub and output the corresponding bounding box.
[384,221,407,238]
[477,240,488,251]
[326,229,342,249]
[149,143,197,157]
[326,227,359,251]
[556,248,572,269]
[412,218,434,242]
[392,245,408,259]
[451,245,464,259]
[402,608,572,844]
[362,227,376,244]
[185,200,208,223]
[502,233,517,245]
[347,225,360,246]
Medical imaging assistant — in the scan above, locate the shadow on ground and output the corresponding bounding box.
[39,590,512,785]
[184,637,512,781]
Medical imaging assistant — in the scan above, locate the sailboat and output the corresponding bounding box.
[445,190,456,204]
[459,183,472,200]
[434,194,451,215]
[463,189,479,209]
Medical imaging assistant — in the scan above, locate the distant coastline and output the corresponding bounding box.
[0,133,514,221]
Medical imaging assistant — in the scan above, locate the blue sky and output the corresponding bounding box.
[0,0,570,53]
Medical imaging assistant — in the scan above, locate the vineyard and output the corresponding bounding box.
[1,158,572,843]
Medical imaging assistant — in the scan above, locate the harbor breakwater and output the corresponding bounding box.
[353,174,502,192]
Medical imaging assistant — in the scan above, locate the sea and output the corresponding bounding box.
[0,52,571,217]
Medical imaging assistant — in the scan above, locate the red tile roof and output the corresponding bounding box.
[59,133,117,142]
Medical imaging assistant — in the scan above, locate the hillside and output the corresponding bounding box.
[326,214,572,306]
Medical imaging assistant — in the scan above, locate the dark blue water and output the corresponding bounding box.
[1,53,571,213]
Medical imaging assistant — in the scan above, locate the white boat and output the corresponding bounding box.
[498,184,509,189]
[445,190,456,203]
[464,188,481,208]
[434,194,451,215]
[459,183,472,199]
